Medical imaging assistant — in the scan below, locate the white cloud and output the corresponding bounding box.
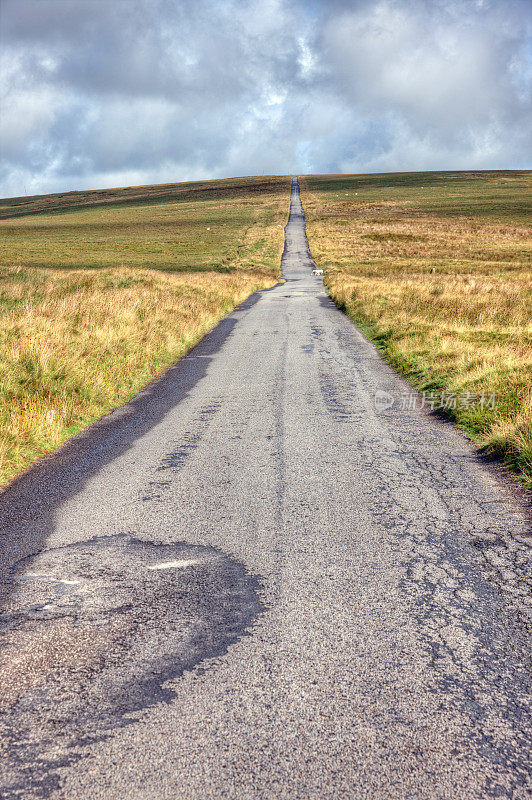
[0,0,530,197]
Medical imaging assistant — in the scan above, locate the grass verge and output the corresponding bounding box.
[0,176,290,488]
[300,171,532,486]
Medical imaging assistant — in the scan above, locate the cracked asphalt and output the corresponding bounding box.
[0,178,530,799]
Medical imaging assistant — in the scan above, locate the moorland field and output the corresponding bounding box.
[1,171,530,488]
[0,176,290,487]
[301,171,531,484]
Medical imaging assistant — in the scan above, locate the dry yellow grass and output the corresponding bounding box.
[300,172,532,484]
[0,176,290,487]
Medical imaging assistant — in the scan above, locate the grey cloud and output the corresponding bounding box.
[314,0,532,170]
[0,0,530,197]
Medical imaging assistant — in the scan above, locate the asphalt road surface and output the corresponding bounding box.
[0,178,530,799]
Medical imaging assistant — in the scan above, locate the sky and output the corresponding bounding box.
[1,0,531,197]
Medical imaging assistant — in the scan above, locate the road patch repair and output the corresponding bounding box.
[0,535,263,799]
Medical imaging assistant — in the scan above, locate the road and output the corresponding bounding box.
[0,178,530,799]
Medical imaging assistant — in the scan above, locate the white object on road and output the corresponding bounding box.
[147,559,201,570]
[312,268,323,276]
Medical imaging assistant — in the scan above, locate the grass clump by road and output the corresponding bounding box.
[300,171,532,485]
[0,176,290,488]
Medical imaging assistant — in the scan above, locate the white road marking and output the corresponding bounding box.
[24,573,81,585]
[147,559,201,570]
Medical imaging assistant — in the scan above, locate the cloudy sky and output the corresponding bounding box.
[1,0,531,197]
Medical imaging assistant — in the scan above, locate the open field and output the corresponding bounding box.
[0,176,290,487]
[300,171,532,485]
